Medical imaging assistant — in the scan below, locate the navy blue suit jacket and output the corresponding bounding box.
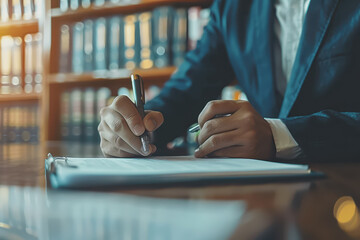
[146,0,360,161]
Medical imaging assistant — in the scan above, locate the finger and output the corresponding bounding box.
[208,146,249,158]
[99,122,139,155]
[143,111,164,132]
[100,139,137,158]
[101,109,147,155]
[198,100,244,127]
[197,116,237,145]
[194,129,246,158]
[111,95,145,136]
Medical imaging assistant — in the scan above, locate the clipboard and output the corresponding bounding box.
[45,153,325,189]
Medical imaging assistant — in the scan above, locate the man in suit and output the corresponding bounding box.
[98,0,360,161]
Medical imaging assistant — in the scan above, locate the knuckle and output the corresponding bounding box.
[209,135,219,148]
[99,107,107,117]
[112,118,126,133]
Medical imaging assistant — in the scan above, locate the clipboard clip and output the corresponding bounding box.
[45,153,77,174]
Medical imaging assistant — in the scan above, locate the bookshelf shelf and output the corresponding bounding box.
[0,19,39,36]
[48,66,177,84]
[0,93,41,102]
[51,0,212,22]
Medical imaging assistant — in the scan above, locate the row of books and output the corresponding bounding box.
[0,103,39,144]
[59,0,134,11]
[60,85,161,142]
[0,0,40,22]
[58,6,210,73]
[0,33,43,94]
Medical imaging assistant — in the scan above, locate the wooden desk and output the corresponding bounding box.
[0,142,359,240]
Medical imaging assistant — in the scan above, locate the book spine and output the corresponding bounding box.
[83,88,96,142]
[172,8,188,67]
[94,18,107,71]
[7,106,16,143]
[21,104,31,143]
[138,11,154,69]
[123,14,139,70]
[70,89,83,141]
[108,16,121,71]
[72,22,85,74]
[0,105,2,144]
[152,7,173,68]
[33,33,43,93]
[59,24,71,73]
[83,19,94,72]
[60,91,71,141]
[30,103,39,143]
[2,106,8,143]
[24,34,33,93]
[11,37,22,94]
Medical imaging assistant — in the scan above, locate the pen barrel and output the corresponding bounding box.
[131,74,146,118]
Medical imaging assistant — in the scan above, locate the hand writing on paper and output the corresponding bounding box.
[98,95,164,157]
[195,100,276,160]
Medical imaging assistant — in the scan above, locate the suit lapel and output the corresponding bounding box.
[279,0,339,118]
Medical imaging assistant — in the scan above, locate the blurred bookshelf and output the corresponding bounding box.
[0,0,43,147]
[43,0,213,141]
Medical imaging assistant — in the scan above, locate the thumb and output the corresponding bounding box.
[144,111,164,132]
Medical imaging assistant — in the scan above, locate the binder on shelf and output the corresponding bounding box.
[33,33,43,93]
[1,0,10,22]
[60,0,69,12]
[94,17,107,71]
[30,104,39,143]
[188,6,201,51]
[70,0,80,11]
[1,36,13,94]
[12,0,22,20]
[11,37,22,94]
[138,12,154,69]
[33,0,40,18]
[24,34,34,93]
[23,0,33,20]
[72,22,85,74]
[59,24,71,73]
[82,0,91,8]
[152,7,173,68]
[123,14,139,70]
[172,8,188,67]
[83,19,94,72]
[108,16,123,71]
[93,0,105,7]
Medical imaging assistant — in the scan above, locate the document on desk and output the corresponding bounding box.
[45,154,316,189]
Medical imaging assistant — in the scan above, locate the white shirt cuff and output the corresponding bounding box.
[265,118,303,160]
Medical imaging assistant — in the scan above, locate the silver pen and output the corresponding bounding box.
[188,114,231,133]
[131,74,150,153]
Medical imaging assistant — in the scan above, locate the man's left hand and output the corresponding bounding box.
[195,100,276,160]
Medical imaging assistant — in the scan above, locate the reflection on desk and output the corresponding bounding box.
[0,185,246,240]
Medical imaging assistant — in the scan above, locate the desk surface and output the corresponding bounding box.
[0,142,359,240]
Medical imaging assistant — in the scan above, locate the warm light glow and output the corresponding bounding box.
[334,196,360,238]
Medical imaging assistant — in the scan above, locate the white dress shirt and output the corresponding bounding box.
[265,0,311,159]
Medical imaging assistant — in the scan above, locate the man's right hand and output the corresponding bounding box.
[98,95,164,157]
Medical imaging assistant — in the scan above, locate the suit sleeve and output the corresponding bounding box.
[145,0,235,148]
[282,110,360,162]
